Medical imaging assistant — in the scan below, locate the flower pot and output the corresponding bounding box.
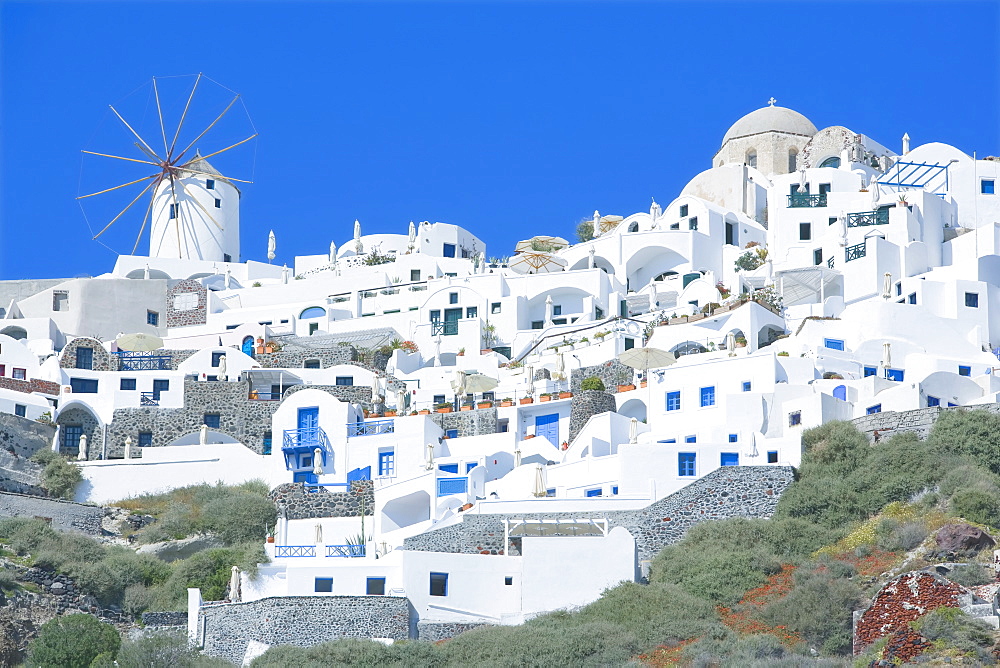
[520,398,533,405]
[256,345,266,354]
[266,535,274,543]
[460,406,472,412]
[384,410,396,417]
[559,392,572,399]
[617,384,636,392]
[418,409,431,415]
[481,349,493,355]
[540,395,552,402]
[525,434,536,439]
[640,381,648,388]
[265,346,275,353]
[477,403,491,409]
[436,407,452,413]
[369,413,382,418]
[500,401,514,407]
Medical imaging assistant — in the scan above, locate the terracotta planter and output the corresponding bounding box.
[524,434,536,439]
[460,406,473,412]
[266,535,274,543]
[520,398,533,405]
[265,346,275,353]
[559,391,572,399]
[369,413,382,418]
[256,345,266,354]
[477,403,492,409]
[500,401,514,407]
[540,395,552,402]
[481,349,493,354]
[384,410,396,417]
[640,381,648,388]
[418,409,431,415]
[436,407,452,413]
[618,384,636,392]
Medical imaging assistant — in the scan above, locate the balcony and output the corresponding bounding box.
[327,544,366,558]
[282,427,331,470]
[347,419,395,438]
[787,193,827,208]
[431,321,458,336]
[140,392,159,406]
[115,351,171,371]
[846,209,889,227]
[845,242,867,262]
[275,545,316,558]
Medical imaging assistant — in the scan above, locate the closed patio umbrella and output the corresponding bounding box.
[314,523,323,544]
[217,353,227,381]
[532,464,547,498]
[425,442,435,470]
[883,342,892,369]
[629,417,638,444]
[726,332,736,355]
[267,230,276,262]
[882,272,892,300]
[313,447,323,476]
[229,566,241,602]
[514,446,522,468]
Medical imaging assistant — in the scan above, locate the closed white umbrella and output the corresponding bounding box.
[217,354,227,381]
[372,376,384,406]
[425,442,435,470]
[433,335,442,367]
[229,566,241,602]
[124,436,132,460]
[526,366,535,397]
[882,272,892,300]
[354,219,363,254]
[871,181,881,209]
[726,332,736,355]
[312,447,323,476]
[629,417,638,444]
[797,168,807,194]
[514,446,522,468]
[532,464,547,498]
[408,221,416,245]
[553,353,566,382]
[883,342,892,369]
[329,241,337,264]
[267,230,276,262]
[200,423,209,445]
[77,434,88,461]
[314,523,323,544]
[397,388,407,413]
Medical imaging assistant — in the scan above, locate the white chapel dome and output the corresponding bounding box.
[721,105,817,147]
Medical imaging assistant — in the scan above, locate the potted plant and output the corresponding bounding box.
[520,395,534,405]
[457,347,465,357]
[500,397,514,407]
[581,377,605,392]
[477,400,493,409]
[640,379,648,388]
[410,410,418,416]
[460,401,474,412]
[777,351,789,357]
[617,383,636,392]
[594,331,607,342]
[558,390,573,399]
[579,337,589,347]
[435,403,453,413]
[898,194,908,207]
[418,408,431,415]
[384,409,397,417]
[540,393,552,402]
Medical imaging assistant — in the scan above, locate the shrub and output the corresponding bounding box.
[26,614,120,668]
[580,376,605,392]
[911,606,995,662]
[946,564,994,588]
[114,630,231,667]
[201,493,276,545]
[950,488,1000,527]
[153,544,266,609]
[927,409,1000,474]
[576,219,594,243]
[36,455,82,499]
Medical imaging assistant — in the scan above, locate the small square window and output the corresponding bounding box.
[679,204,688,217]
[304,359,320,369]
[120,378,136,390]
[366,577,385,595]
[789,411,802,426]
[504,576,513,586]
[433,394,445,405]
[729,434,738,443]
[206,179,215,190]
[612,486,619,495]
[965,292,979,308]
[429,572,448,597]
[908,293,917,304]
[684,435,696,443]
[410,269,421,282]
[688,216,698,231]
[147,311,159,326]
[864,366,877,377]
[824,338,845,351]
[211,352,225,367]
[585,488,602,497]
[12,368,26,380]
[958,365,971,377]
[665,391,680,411]
[678,453,696,476]
[885,368,904,382]
[214,198,221,208]
[138,432,153,447]
[314,577,333,593]
[445,429,459,439]
[927,395,940,407]
[378,450,395,476]
[866,404,882,415]
[531,320,543,329]
[466,307,478,318]
[14,404,25,418]
[203,413,221,429]
[552,305,562,316]
[442,243,456,258]
[699,386,715,407]
[982,179,995,195]
[813,248,823,265]
[767,451,778,464]
[449,293,458,304]
[828,217,838,226]
[309,322,319,334]
[742,381,752,392]
[491,302,501,314]
[896,282,902,296]
[335,376,354,386]
[799,223,811,241]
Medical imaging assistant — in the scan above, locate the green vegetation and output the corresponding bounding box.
[580,376,605,392]
[30,449,82,499]
[26,614,120,668]
[575,218,593,243]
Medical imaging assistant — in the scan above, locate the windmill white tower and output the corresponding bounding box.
[149,152,240,262]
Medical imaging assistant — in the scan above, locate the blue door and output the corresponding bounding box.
[535,413,559,447]
[833,385,847,401]
[152,379,170,400]
[348,466,371,482]
[242,336,254,356]
[721,452,739,467]
[298,407,319,444]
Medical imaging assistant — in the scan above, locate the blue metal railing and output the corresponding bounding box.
[846,209,889,227]
[827,256,835,269]
[115,351,172,371]
[140,392,159,406]
[845,242,867,262]
[275,545,316,558]
[431,321,459,336]
[347,419,395,437]
[283,427,331,451]
[327,544,366,558]
[787,193,827,208]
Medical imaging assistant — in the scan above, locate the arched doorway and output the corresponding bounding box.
[241,336,255,356]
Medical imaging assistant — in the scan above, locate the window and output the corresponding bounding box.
[12,368,26,380]
[76,347,93,370]
[866,404,882,415]
[211,352,225,367]
[224,254,231,263]
[742,381,752,392]
[214,198,221,208]
[70,378,98,393]
[789,411,802,426]
[789,149,798,173]
[366,577,385,595]
[959,365,971,377]
[466,307,477,318]
[885,368,904,382]
[965,292,979,308]
[443,243,456,258]
[982,179,995,194]
[688,217,698,231]
[203,413,221,429]
[64,425,83,450]
[813,248,823,265]
[767,451,779,464]
[174,292,198,311]
[335,376,354,386]
[799,223,811,241]
[206,179,215,190]
[466,462,477,473]
[0,365,4,376]
[552,305,562,316]
[120,378,136,390]
[152,379,169,399]
[488,302,502,315]
[624,338,634,351]
[829,217,838,226]
[678,453,696,476]
[819,156,840,168]
[746,150,757,169]
[729,434,738,443]
[445,429,459,439]
[819,183,831,195]
[378,450,395,476]
[301,455,313,469]
[138,432,152,447]
[408,269,421,282]
[585,488,602,497]
[429,572,448,596]
[314,578,333,593]
[824,338,845,351]
[927,395,940,407]
[433,394,445,405]
[14,404,25,418]
[660,438,676,444]
[531,320,543,329]
[699,386,715,407]
[52,291,69,311]
[545,488,556,497]
[449,293,458,304]
[864,366,877,377]
[262,431,272,455]
[309,323,319,335]
[684,435,697,443]
[721,453,739,466]
[169,203,177,219]
[665,391,680,411]
[896,282,902,296]
[504,576,513,586]
[612,485,619,495]
[304,359,320,369]
[679,204,688,217]
[908,293,917,304]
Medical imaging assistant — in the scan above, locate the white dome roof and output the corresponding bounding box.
[721,105,817,147]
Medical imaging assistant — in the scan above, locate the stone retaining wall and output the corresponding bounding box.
[429,408,498,438]
[568,390,618,442]
[268,480,374,520]
[141,611,187,628]
[417,620,490,641]
[0,415,49,493]
[850,404,1000,443]
[0,376,60,396]
[198,596,411,664]
[283,384,371,405]
[570,360,635,395]
[0,491,104,535]
[253,345,356,370]
[402,465,794,561]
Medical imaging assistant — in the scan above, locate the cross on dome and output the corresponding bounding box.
[767,97,777,107]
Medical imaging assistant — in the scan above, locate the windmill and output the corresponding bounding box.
[77,74,256,262]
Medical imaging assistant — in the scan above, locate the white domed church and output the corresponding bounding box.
[714,99,818,175]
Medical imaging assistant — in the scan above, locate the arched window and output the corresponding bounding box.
[628,221,639,233]
[788,148,798,173]
[819,156,841,169]
[299,306,326,319]
[1,327,27,340]
[833,385,847,401]
[746,149,757,169]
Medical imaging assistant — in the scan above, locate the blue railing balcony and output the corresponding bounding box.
[140,392,159,406]
[347,419,395,438]
[115,351,172,371]
[283,427,330,452]
[327,544,366,558]
[846,209,889,227]
[845,242,867,262]
[275,545,317,558]
[431,321,459,336]
[787,193,827,208]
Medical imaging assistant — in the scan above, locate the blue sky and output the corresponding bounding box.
[1,1,997,279]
